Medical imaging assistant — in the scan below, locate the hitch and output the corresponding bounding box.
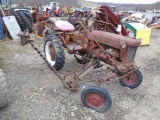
[18,29,30,46]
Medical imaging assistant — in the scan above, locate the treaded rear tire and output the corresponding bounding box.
[22,11,34,27]
[44,34,65,71]
[0,68,9,108]
[17,11,33,33]
[11,10,26,31]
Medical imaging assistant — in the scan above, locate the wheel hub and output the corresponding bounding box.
[49,45,56,61]
[37,24,45,37]
[124,72,138,85]
[61,13,64,17]
[86,93,105,108]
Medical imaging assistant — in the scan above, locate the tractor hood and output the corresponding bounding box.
[88,31,141,49]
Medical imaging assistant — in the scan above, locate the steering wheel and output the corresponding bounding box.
[69,11,83,26]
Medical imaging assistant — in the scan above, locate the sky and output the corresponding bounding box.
[87,0,159,4]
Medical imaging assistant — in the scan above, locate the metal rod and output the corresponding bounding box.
[0,8,5,17]
[78,64,93,79]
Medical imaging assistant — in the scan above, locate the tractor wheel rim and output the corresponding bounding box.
[50,13,54,16]
[75,51,83,60]
[37,24,47,37]
[86,93,105,108]
[61,12,64,16]
[45,41,56,66]
[49,45,56,61]
[123,72,138,85]
[37,24,45,37]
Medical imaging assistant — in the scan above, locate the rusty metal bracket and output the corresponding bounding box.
[98,66,140,85]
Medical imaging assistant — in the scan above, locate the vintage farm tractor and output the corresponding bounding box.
[76,6,92,18]
[46,2,66,17]
[18,6,143,113]
[33,2,66,23]
[69,6,93,26]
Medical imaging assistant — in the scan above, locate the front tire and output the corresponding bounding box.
[119,69,143,89]
[44,35,65,71]
[81,86,112,113]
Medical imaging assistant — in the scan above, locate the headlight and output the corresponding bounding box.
[121,42,127,49]
[139,38,143,43]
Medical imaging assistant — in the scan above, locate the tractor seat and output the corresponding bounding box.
[55,20,75,31]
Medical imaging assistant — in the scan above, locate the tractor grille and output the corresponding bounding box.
[127,47,138,62]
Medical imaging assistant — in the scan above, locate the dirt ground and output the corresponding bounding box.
[0,29,160,120]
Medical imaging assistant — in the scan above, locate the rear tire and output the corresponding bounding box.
[0,69,9,108]
[22,11,34,27]
[17,11,33,33]
[11,11,25,31]
[44,34,65,70]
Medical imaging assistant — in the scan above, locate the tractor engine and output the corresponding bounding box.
[86,30,141,73]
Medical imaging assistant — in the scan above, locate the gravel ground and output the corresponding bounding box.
[0,29,160,120]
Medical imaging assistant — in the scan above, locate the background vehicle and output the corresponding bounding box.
[109,6,116,13]
[74,6,92,18]
[69,6,93,27]
[11,2,34,33]
[45,2,66,17]
[108,6,121,20]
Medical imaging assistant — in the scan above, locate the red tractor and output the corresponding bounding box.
[19,6,143,113]
[46,2,66,17]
